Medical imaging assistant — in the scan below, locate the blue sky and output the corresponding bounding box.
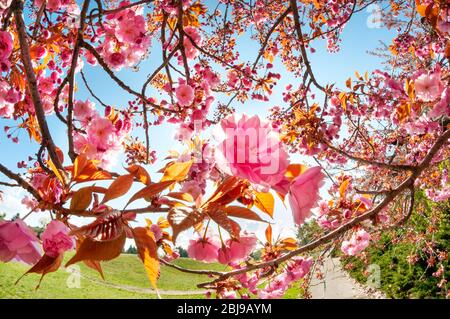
[0,2,395,247]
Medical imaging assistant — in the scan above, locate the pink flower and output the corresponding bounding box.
[0,31,13,61]
[183,26,202,60]
[176,84,195,106]
[187,236,220,263]
[429,87,450,118]
[0,219,42,265]
[41,220,74,257]
[0,80,17,118]
[214,113,289,190]
[116,14,146,43]
[35,0,63,11]
[415,73,444,102]
[106,52,126,70]
[288,166,324,225]
[341,229,371,256]
[258,277,288,299]
[87,116,116,146]
[74,100,96,120]
[218,232,257,264]
[283,256,313,282]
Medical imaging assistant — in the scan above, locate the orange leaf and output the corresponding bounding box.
[70,187,93,212]
[223,205,265,222]
[65,232,126,267]
[127,180,174,205]
[339,179,350,198]
[47,158,66,185]
[72,154,112,182]
[338,92,347,111]
[127,165,151,185]
[285,164,307,181]
[73,153,89,179]
[204,176,247,208]
[16,254,63,290]
[254,192,274,218]
[165,192,194,202]
[132,227,159,289]
[168,206,204,243]
[265,224,272,244]
[102,174,134,204]
[279,237,298,250]
[161,160,193,182]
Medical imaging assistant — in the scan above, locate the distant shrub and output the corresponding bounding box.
[341,192,449,299]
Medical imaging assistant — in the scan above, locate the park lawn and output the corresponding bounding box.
[0,254,300,299]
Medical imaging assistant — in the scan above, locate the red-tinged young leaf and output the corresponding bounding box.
[168,206,205,243]
[222,205,265,222]
[127,165,151,185]
[254,192,274,218]
[208,209,241,239]
[204,176,248,209]
[16,254,63,290]
[132,227,160,289]
[70,210,126,241]
[161,160,193,182]
[127,180,174,205]
[265,224,272,244]
[102,174,134,204]
[65,233,126,267]
[83,260,105,280]
[70,186,93,211]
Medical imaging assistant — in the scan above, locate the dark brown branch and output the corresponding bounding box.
[289,0,326,92]
[13,0,65,174]
[0,163,42,201]
[67,0,91,162]
[324,140,416,172]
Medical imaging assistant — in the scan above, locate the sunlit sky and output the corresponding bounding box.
[0,2,395,248]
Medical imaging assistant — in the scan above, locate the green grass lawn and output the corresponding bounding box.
[0,254,301,299]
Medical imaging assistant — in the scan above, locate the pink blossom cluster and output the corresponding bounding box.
[30,172,64,205]
[213,113,324,224]
[73,102,132,169]
[0,30,13,72]
[341,229,371,256]
[0,219,42,265]
[214,113,290,192]
[34,0,74,12]
[187,232,257,265]
[41,220,75,257]
[179,143,219,200]
[0,79,20,118]
[425,169,450,202]
[230,256,312,299]
[95,1,151,71]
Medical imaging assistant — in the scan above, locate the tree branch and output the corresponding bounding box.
[13,0,65,174]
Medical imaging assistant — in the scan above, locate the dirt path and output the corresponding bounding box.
[309,257,385,299]
[82,274,207,296]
